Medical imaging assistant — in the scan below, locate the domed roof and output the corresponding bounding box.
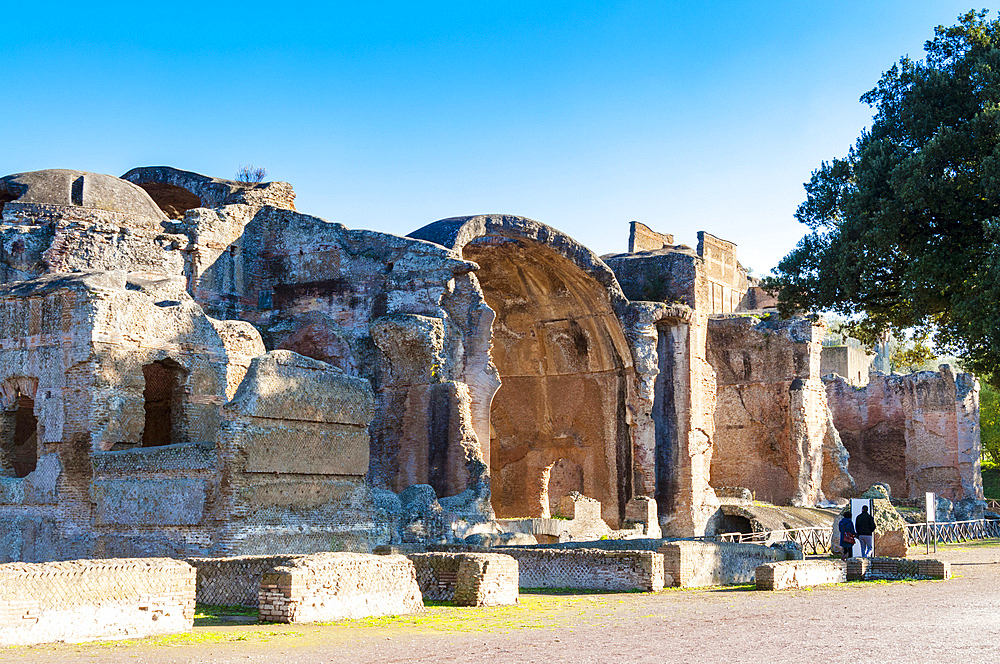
[0,169,166,221]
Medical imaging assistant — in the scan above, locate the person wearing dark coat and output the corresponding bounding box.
[839,510,856,561]
[856,504,876,557]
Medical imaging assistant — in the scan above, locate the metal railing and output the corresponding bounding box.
[905,519,1000,545]
[711,526,833,555]
[705,518,1000,555]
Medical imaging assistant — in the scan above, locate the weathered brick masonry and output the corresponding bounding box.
[186,554,307,608]
[659,541,786,587]
[503,548,665,592]
[0,558,195,646]
[755,560,847,590]
[258,552,424,623]
[407,552,518,606]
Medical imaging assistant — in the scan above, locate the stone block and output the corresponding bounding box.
[258,553,423,623]
[659,541,785,587]
[408,552,518,606]
[874,530,908,558]
[755,560,846,590]
[0,558,195,646]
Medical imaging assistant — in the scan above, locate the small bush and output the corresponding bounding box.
[235,165,267,184]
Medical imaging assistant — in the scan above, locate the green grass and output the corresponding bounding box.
[982,459,1000,499]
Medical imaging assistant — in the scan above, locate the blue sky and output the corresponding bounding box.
[1,1,985,272]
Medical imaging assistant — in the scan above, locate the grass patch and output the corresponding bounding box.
[520,587,629,595]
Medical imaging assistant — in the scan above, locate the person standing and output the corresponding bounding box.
[839,509,857,561]
[856,504,876,557]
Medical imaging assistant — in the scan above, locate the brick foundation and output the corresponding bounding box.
[408,552,518,606]
[755,560,847,590]
[0,558,195,646]
[258,552,424,623]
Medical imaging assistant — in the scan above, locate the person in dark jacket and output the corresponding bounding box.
[856,504,876,557]
[839,510,856,560]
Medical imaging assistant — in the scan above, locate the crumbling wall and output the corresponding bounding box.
[216,351,383,555]
[707,316,851,505]
[407,552,518,606]
[659,540,787,587]
[0,558,195,646]
[411,215,636,528]
[825,367,982,501]
[186,554,307,608]
[258,553,424,623]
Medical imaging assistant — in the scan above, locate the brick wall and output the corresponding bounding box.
[258,552,424,623]
[659,541,785,587]
[755,560,846,590]
[0,558,195,646]
[407,552,518,606]
[504,548,664,592]
[846,557,951,581]
[186,554,307,608]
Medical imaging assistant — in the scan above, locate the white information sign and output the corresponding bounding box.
[926,491,936,523]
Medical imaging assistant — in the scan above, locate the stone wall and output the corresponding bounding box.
[503,548,664,592]
[186,554,306,608]
[407,552,518,606]
[659,540,786,587]
[820,342,874,387]
[708,316,852,505]
[755,560,846,590]
[825,367,982,501]
[258,553,424,623]
[846,557,951,580]
[0,558,194,646]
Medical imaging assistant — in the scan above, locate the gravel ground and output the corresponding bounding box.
[4,543,1000,664]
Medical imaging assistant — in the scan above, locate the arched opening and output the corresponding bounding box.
[716,514,753,535]
[142,360,186,447]
[136,182,202,220]
[463,236,633,526]
[0,189,17,216]
[1,393,37,478]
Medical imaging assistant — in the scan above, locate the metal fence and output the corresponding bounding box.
[713,526,833,555]
[905,519,1000,545]
[708,518,1000,555]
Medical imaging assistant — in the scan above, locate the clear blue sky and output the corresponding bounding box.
[1,1,985,273]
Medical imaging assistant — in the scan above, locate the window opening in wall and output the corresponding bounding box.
[2,393,38,478]
[142,360,183,447]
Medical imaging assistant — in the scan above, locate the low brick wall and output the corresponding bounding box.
[0,558,195,646]
[659,541,785,587]
[847,557,951,581]
[186,555,306,608]
[756,560,847,590]
[258,553,424,623]
[504,548,664,591]
[408,553,518,606]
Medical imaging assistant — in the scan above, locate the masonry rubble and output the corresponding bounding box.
[0,167,983,565]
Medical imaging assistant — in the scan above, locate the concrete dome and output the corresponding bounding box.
[0,169,167,221]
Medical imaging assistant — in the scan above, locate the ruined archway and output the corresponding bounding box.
[410,215,635,526]
[136,182,202,220]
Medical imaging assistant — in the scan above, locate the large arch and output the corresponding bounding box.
[410,215,636,526]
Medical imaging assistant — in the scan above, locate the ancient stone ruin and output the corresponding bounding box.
[0,168,984,564]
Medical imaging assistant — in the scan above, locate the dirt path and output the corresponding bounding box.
[5,543,1000,664]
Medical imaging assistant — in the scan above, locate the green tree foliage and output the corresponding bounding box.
[765,10,1000,384]
[980,377,1000,462]
[888,331,936,373]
